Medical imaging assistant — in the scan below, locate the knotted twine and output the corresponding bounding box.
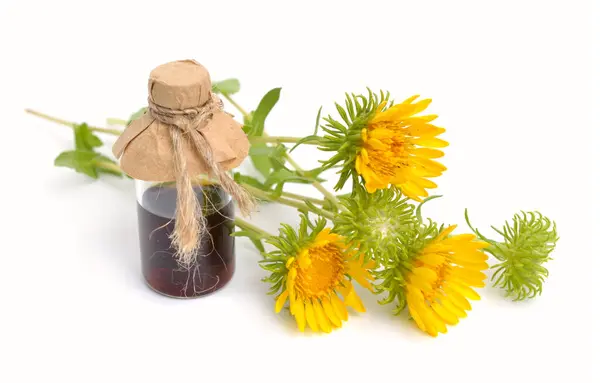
[147,94,255,266]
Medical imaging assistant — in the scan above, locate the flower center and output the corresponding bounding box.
[296,243,345,299]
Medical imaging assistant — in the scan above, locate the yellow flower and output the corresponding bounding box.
[405,225,489,337]
[355,95,448,201]
[274,229,374,333]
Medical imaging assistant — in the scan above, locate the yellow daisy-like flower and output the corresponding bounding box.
[274,229,374,333]
[406,224,489,337]
[355,95,448,201]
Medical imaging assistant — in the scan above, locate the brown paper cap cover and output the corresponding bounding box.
[112,60,249,182]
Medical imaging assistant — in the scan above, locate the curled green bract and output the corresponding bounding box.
[465,210,558,301]
[333,186,418,264]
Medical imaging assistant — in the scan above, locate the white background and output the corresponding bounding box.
[1,1,597,382]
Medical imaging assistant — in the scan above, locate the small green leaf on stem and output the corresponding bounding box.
[127,108,148,126]
[74,123,103,152]
[54,150,122,179]
[244,88,281,137]
[264,168,325,188]
[249,143,273,178]
[212,79,241,95]
[233,173,270,192]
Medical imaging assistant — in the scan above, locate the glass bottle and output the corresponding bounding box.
[135,177,235,298]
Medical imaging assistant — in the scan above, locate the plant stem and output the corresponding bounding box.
[25,109,122,136]
[282,153,343,210]
[107,117,128,126]
[248,136,318,145]
[242,183,335,220]
[223,94,343,212]
[280,191,324,206]
[94,161,124,174]
[222,93,249,117]
[234,217,272,239]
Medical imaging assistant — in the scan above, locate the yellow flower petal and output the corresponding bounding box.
[440,296,467,318]
[322,298,342,327]
[298,254,311,269]
[412,267,438,283]
[436,225,457,241]
[432,302,459,325]
[304,301,319,332]
[410,98,432,115]
[413,147,444,159]
[418,252,446,267]
[355,155,364,174]
[413,157,447,173]
[452,268,487,287]
[413,137,449,148]
[446,289,472,311]
[407,302,428,333]
[343,284,366,313]
[451,250,488,264]
[402,181,428,199]
[367,137,388,150]
[459,261,489,271]
[410,176,438,190]
[312,299,332,333]
[330,293,349,321]
[430,311,448,334]
[414,302,440,337]
[446,234,478,243]
[369,128,395,140]
[403,114,438,124]
[275,290,289,313]
[447,281,481,301]
[286,257,296,269]
[361,148,370,165]
[401,94,420,104]
[292,299,306,332]
[407,123,445,138]
[361,128,368,142]
[408,274,434,293]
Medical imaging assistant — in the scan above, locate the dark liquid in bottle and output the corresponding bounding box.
[136,185,235,298]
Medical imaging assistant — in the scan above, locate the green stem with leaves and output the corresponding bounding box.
[282,152,343,210]
[94,160,123,174]
[280,191,324,206]
[248,136,318,145]
[223,93,343,211]
[25,109,122,136]
[234,217,272,239]
[222,93,249,117]
[241,182,334,220]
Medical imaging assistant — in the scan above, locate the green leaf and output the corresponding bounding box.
[54,150,100,179]
[250,238,266,253]
[212,79,241,95]
[268,144,288,171]
[233,173,270,192]
[73,123,102,152]
[243,111,255,128]
[95,155,123,177]
[54,151,123,179]
[264,168,324,188]
[127,107,147,126]
[313,106,323,135]
[289,134,321,153]
[246,88,281,137]
[249,143,273,179]
[272,182,285,198]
